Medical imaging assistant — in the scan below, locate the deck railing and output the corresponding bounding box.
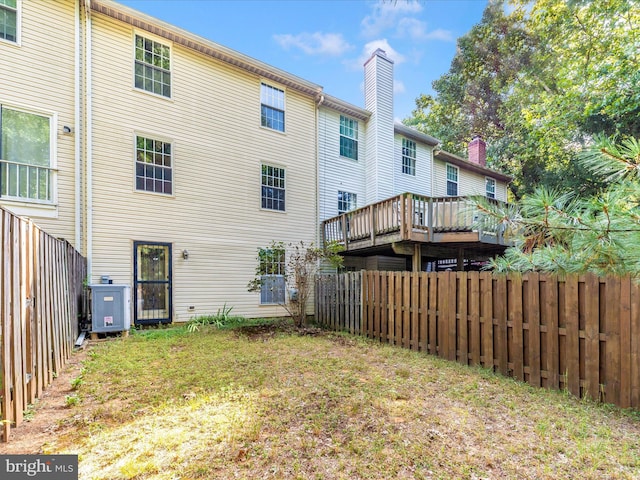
[322,193,506,248]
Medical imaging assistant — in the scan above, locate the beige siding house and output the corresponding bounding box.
[87,1,321,322]
[0,0,78,242]
[1,0,513,325]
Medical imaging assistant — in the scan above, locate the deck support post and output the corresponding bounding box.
[457,248,465,271]
[412,243,422,272]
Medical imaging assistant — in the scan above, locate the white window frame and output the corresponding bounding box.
[338,190,357,214]
[259,247,286,305]
[260,82,285,132]
[133,32,172,99]
[0,103,57,207]
[261,164,285,211]
[339,115,358,160]
[446,164,458,196]
[485,177,496,199]
[0,0,20,46]
[402,138,416,176]
[134,134,173,196]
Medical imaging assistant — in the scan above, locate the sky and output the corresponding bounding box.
[118,0,489,121]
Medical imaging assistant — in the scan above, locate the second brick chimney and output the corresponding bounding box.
[468,136,486,166]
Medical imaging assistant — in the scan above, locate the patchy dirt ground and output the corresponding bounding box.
[234,319,326,341]
[0,346,89,454]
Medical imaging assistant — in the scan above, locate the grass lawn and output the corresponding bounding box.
[46,319,640,480]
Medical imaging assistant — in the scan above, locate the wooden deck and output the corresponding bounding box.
[322,193,510,267]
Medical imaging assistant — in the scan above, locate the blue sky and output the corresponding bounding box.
[118,0,488,120]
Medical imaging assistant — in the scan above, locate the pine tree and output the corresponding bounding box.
[472,136,640,276]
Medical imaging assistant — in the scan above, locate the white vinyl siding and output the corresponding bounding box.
[260,83,285,132]
[433,159,508,201]
[0,0,17,43]
[393,133,433,198]
[318,107,366,220]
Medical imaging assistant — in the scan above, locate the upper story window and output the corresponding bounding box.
[260,83,285,132]
[339,115,358,160]
[338,191,357,214]
[258,246,286,304]
[135,35,171,98]
[261,164,285,211]
[402,138,416,176]
[446,164,458,196]
[0,0,17,43]
[486,177,496,199]
[0,105,53,202]
[135,136,172,195]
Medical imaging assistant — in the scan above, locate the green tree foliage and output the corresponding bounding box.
[247,241,344,327]
[472,136,640,275]
[405,0,640,199]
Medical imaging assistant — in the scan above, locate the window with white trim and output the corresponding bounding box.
[0,106,53,202]
[135,136,172,194]
[339,115,358,160]
[485,177,496,199]
[261,164,285,211]
[259,247,285,304]
[402,138,416,175]
[338,191,357,214]
[260,83,285,132]
[0,0,17,43]
[446,164,458,196]
[135,34,171,98]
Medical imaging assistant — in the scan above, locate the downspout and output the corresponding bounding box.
[84,0,93,281]
[74,0,81,250]
[315,93,324,248]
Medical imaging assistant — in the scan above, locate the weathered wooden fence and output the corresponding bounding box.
[315,270,640,410]
[1,207,86,442]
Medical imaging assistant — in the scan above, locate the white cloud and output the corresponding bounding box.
[273,32,353,56]
[396,18,453,42]
[361,0,423,38]
[346,39,405,70]
[394,80,406,94]
[423,28,454,42]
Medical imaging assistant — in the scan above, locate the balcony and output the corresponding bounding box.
[322,193,511,270]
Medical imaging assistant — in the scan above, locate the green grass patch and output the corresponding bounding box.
[48,320,640,479]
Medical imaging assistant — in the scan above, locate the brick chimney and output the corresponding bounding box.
[468,136,486,166]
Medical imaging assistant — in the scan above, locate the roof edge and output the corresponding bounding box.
[394,123,440,147]
[320,94,370,121]
[435,150,512,182]
[91,0,323,97]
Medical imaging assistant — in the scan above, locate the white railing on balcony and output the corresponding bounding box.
[0,159,53,202]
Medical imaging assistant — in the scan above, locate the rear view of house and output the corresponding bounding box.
[1,0,511,325]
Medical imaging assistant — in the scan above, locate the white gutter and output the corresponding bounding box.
[315,94,324,248]
[85,0,93,280]
[74,0,81,250]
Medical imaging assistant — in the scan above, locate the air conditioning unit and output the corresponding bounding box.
[89,284,131,333]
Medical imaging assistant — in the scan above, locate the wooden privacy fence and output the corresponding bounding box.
[315,270,640,410]
[1,207,87,442]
